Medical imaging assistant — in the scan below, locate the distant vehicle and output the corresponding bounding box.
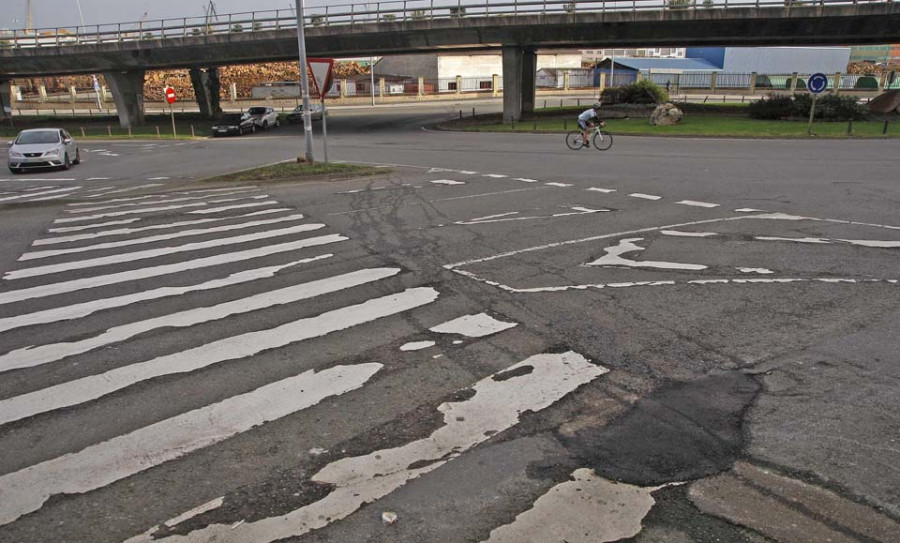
[7,128,80,173]
[211,113,256,137]
[285,103,324,124]
[247,106,279,130]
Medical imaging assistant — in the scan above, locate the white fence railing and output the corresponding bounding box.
[0,0,894,50]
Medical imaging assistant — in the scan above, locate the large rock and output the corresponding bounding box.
[867,89,900,114]
[650,103,683,126]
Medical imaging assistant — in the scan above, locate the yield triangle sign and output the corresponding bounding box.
[307,58,335,99]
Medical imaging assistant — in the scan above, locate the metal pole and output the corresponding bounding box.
[170,101,177,137]
[371,56,376,106]
[295,0,315,163]
[807,94,816,135]
[322,99,328,162]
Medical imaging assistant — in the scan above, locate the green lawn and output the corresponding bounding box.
[0,115,219,140]
[202,161,388,184]
[450,116,899,138]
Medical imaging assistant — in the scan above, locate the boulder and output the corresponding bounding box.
[868,90,900,114]
[650,103,684,126]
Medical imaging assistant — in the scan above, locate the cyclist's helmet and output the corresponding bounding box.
[593,102,602,109]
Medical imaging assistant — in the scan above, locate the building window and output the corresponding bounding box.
[479,81,492,90]
[447,82,458,91]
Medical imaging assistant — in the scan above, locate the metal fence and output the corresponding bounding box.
[0,0,894,50]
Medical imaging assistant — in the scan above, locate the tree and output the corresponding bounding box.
[667,0,692,9]
[411,9,428,20]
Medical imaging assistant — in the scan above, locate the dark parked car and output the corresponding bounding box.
[285,103,324,124]
[211,113,256,137]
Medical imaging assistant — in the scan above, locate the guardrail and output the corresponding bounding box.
[0,0,894,50]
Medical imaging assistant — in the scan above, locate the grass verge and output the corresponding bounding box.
[444,115,899,138]
[202,161,389,184]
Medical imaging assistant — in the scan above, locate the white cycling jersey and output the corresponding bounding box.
[578,109,599,123]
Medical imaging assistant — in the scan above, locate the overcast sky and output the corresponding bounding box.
[1,0,340,29]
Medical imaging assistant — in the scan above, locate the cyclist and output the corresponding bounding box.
[577,102,606,148]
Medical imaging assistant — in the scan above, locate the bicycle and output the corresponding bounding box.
[566,124,613,151]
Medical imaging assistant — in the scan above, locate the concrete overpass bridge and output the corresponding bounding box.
[1,0,898,126]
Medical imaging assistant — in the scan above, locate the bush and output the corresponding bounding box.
[603,79,669,104]
[749,93,867,121]
[854,76,879,90]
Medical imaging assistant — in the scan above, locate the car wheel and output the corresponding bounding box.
[274,119,280,128]
[262,121,268,131]
[8,167,21,174]
[61,153,71,171]
[251,124,257,134]
[72,149,81,164]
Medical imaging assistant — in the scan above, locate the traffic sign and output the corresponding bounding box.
[808,73,828,95]
[307,58,335,99]
[164,87,177,104]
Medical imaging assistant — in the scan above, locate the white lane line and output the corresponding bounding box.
[0,187,82,203]
[430,313,517,338]
[53,202,209,224]
[837,239,900,248]
[83,184,166,198]
[468,212,520,222]
[164,498,225,528]
[483,469,659,543]
[47,218,142,233]
[65,191,258,213]
[458,170,478,175]
[153,351,606,543]
[6,223,327,279]
[755,236,831,244]
[661,230,717,238]
[399,341,436,352]
[736,267,775,274]
[187,201,278,215]
[515,178,539,183]
[431,187,547,203]
[430,180,466,186]
[735,208,765,213]
[21,214,308,260]
[628,193,662,201]
[6,178,76,182]
[0,258,314,334]
[483,174,508,178]
[587,187,616,193]
[545,182,572,188]
[147,176,171,180]
[207,195,270,204]
[586,238,707,271]
[677,200,720,208]
[0,268,402,373]
[552,206,608,217]
[84,178,112,182]
[0,363,383,527]
[0,239,342,307]
[24,186,59,191]
[0,287,438,426]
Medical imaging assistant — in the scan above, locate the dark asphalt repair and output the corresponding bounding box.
[562,372,761,486]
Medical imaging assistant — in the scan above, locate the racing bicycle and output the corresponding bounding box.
[566,124,613,151]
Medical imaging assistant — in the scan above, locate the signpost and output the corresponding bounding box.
[806,73,828,135]
[164,86,177,137]
[308,58,335,163]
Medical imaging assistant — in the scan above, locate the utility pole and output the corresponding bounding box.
[295,0,314,163]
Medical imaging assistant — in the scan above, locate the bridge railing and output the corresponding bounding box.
[0,0,892,50]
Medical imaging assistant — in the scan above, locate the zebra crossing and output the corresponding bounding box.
[0,182,604,542]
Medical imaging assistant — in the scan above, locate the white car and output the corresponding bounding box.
[8,128,81,174]
[247,106,279,130]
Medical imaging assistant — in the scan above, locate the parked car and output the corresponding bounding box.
[247,106,279,130]
[7,128,80,174]
[285,103,324,124]
[211,113,256,137]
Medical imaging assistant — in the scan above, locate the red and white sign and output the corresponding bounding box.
[164,87,176,104]
[307,58,335,100]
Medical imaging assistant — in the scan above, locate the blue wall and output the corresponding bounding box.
[685,47,727,69]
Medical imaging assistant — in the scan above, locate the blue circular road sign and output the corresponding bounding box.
[808,73,829,94]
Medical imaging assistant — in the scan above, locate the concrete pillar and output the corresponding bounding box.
[39,85,47,102]
[418,77,425,98]
[230,82,238,101]
[749,72,757,94]
[492,74,500,97]
[833,72,841,95]
[190,67,221,119]
[379,77,385,98]
[0,80,12,122]
[343,79,350,98]
[878,72,887,92]
[710,72,718,92]
[563,71,571,91]
[104,70,146,128]
[790,72,798,93]
[599,72,607,93]
[521,49,536,114]
[101,86,109,103]
[455,75,463,95]
[501,46,537,123]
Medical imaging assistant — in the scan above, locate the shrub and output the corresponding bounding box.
[749,93,867,121]
[667,0,693,8]
[747,94,795,119]
[854,76,879,90]
[231,24,244,33]
[602,80,669,104]
[812,94,868,121]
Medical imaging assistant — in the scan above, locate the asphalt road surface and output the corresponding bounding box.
[1,103,899,543]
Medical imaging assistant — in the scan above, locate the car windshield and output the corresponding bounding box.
[219,114,243,123]
[248,108,266,115]
[16,131,60,145]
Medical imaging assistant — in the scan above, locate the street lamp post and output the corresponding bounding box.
[294,0,315,163]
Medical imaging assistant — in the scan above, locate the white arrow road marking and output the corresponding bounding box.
[0,258,320,334]
[0,363,383,528]
[0,238,343,307]
[21,214,308,260]
[0,287,438,427]
[0,267,402,373]
[137,351,607,543]
[6,223,327,279]
[586,238,707,271]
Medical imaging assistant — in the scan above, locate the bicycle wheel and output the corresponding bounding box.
[593,131,613,151]
[565,131,585,151]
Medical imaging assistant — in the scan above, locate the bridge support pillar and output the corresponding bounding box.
[502,46,536,123]
[0,80,11,122]
[105,70,146,128]
[190,67,221,119]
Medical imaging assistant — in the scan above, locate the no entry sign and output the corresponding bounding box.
[164,87,177,104]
